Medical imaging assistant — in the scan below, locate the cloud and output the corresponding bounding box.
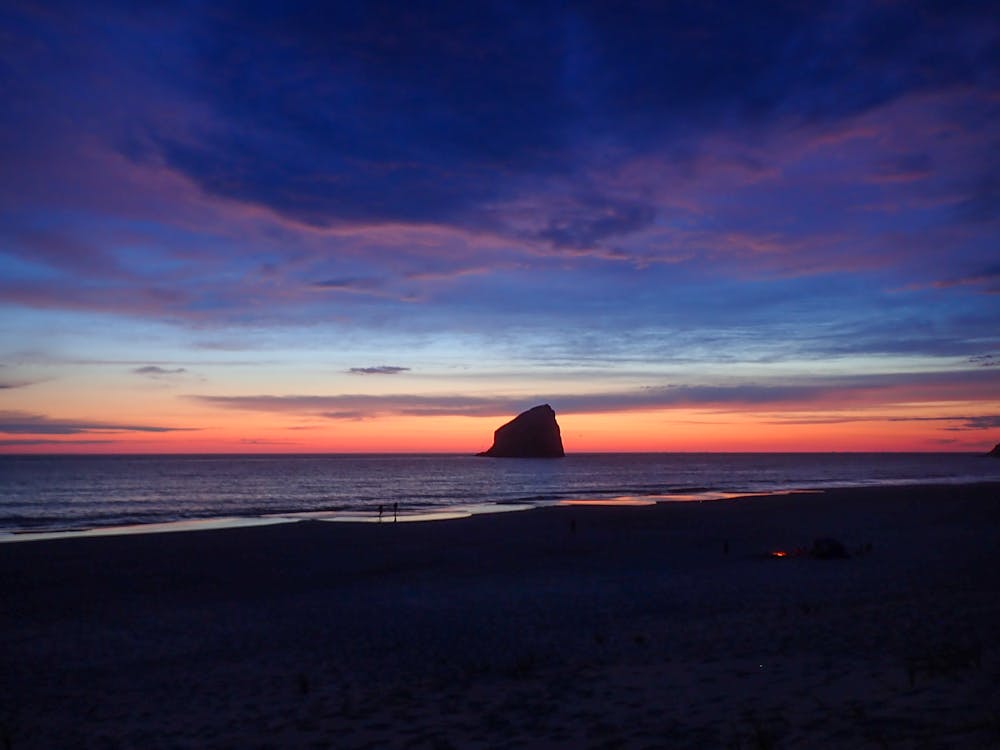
[0,439,117,446]
[312,277,384,293]
[190,367,1000,420]
[348,366,411,375]
[904,414,1000,432]
[771,414,1000,431]
[16,0,985,238]
[4,224,129,278]
[403,265,498,282]
[238,438,302,446]
[0,411,197,435]
[0,0,997,384]
[947,415,1000,431]
[133,366,188,377]
[192,394,518,418]
[970,354,999,368]
[932,265,1000,294]
[869,152,933,184]
[188,387,761,420]
[309,277,420,303]
[0,278,196,319]
[536,197,657,250]
[955,173,1000,223]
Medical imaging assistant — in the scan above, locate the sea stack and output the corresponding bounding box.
[477,404,565,458]
[989,443,1000,457]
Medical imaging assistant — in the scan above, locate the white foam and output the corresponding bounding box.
[0,516,299,544]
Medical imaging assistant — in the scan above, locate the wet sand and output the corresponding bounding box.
[2,483,999,748]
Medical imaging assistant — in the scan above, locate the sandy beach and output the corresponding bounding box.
[2,483,999,749]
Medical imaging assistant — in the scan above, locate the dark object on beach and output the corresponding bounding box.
[477,404,565,458]
[810,537,849,559]
[988,443,1000,457]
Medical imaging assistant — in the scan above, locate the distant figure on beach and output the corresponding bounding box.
[378,504,384,523]
[393,502,398,522]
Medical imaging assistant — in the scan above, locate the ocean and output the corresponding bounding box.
[2,452,999,539]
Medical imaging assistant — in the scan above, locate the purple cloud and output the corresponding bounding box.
[932,266,1000,295]
[0,439,117,446]
[133,366,188,377]
[1,0,998,431]
[771,414,1000,431]
[191,368,1000,419]
[348,366,411,375]
[0,411,197,435]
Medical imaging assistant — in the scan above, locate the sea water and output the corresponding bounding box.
[1,452,999,537]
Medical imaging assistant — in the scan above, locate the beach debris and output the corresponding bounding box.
[476,404,565,458]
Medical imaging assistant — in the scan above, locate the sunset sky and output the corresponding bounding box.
[1,1,998,453]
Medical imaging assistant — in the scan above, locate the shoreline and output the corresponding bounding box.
[3,481,999,748]
[3,477,996,544]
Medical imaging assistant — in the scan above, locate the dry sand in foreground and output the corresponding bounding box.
[2,483,999,749]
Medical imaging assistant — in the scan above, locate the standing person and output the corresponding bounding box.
[393,502,398,522]
[378,504,383,523]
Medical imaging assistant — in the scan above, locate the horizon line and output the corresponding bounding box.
[0,449,995,457]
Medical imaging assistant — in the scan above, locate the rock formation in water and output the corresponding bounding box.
[477,404,565,458]
[989,443,1000,457]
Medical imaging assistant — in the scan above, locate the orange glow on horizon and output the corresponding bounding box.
[1,404,996,454]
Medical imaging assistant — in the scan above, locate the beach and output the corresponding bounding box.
[3,483,999,749]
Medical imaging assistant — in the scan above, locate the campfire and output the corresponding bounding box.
[769,538,850,560]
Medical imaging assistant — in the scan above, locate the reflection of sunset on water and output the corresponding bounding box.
[560,497,657,507]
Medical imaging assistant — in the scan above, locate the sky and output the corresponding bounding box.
[1,0,998,453]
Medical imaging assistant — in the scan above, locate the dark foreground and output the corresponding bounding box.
[2,483,1000,749]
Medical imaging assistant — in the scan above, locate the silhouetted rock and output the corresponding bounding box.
[477,404,565,458]
[810,537,849,560]
[988,443,1000,457]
